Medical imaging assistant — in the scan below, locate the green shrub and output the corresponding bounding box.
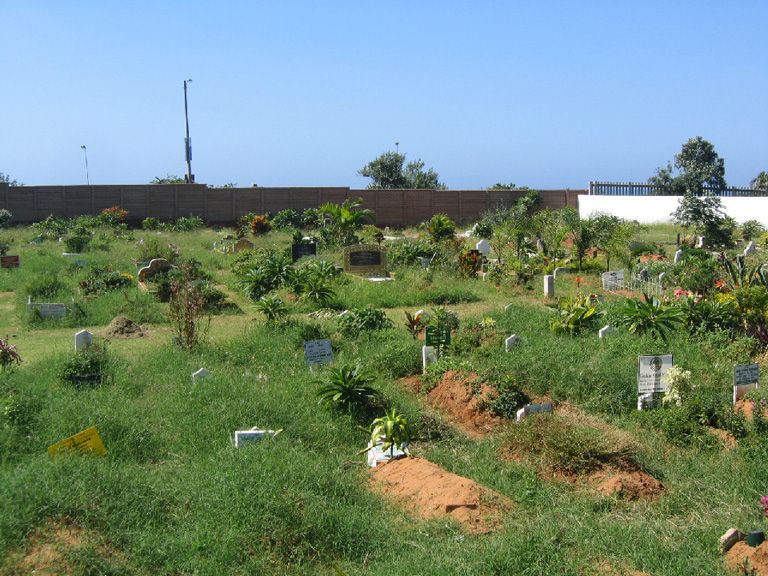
[484,378,529,419]
[271,209,301,229]
[0,209,12,228]
[317,365,379,414]
[425,213,456,242]
[64,231,91,253]
[141,217,162,230]
[338,307,393,337]
[137,238,180,263]
[78,267,134,295]
[172,215,205,232]
[549,295,604,336]
[60,343,111,388]
[254,294,288,324]
[387,240,434,266]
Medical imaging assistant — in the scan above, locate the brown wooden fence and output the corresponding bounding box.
[0,183,581,227]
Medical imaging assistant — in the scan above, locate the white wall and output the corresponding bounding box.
[579,195,768,226]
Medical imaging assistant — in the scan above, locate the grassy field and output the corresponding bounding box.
[1,220,767,575]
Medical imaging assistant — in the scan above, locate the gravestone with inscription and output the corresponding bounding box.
[74,330,93,352]
[0,255,20,269]
[232,238,254,253]
[343,244,387,276]
[505,334,520,351]
[304,339,333,366]
[233,427,281,447]
[637,354,673,409]
[598,325,616,339]
[422,345,437,373]
[733,363,759,403]
[28,296,67,319]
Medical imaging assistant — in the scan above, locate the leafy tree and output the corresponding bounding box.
[532,209,570,258]
[0,172,22,186]
[671,193,734,247]
[649,137,727,195]
[359,151,446,189]
[588,213,640,271]
[487,182,527,190]
[751,171,768,191]
[150,174,186,184]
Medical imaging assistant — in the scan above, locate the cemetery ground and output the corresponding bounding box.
[2,219,768,575]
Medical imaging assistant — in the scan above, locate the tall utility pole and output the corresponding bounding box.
[183,79,194,183]
[80,145,90,185]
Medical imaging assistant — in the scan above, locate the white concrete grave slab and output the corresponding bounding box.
[673,249,683,264]
[192,368,211,384]
[422,345,437,373]
[744,241,756,258]
[505,335,520,352]
[543,275,554,298]
[366,440,409,467]
[475,239,491,256]
[553,267,570,279]
[74,330,93,352]
[516,402,553,421]
[598,325,617,339]
[233,427,281,447]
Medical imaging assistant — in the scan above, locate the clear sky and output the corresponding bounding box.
[1,1,766,189]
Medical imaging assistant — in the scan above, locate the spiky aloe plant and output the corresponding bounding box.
[368,408,411,457]
[618,293,684,344]
[317,365,378,412]
[254,294,288,324]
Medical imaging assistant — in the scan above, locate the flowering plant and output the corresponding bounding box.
[760,495,768,517]
[0,336,22,371]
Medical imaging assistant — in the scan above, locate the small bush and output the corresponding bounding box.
[172,215,205,232]
[99,206,128,226]
[79,267,133,295]
[141,217,162,230]
[137,238,180,264]
[251,215,272,236]
[484,378,529,419]
[0,209,12,228]
[26,274,65,299]
[0,336,22,371]
[64,230,91,253]
[338,306,393,337]
[60,343,111,388]
[425,213,456,242]
[271,209,301,229]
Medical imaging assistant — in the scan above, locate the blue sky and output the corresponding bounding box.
[1,1,766,189]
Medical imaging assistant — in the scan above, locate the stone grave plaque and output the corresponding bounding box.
[232,238,254,253]
[291,242,317,262]
[601,270,625,290]
[192,368,211,384]
[543,275,554,298]
[422,345,437,373]
[637,354,673,395]
[505,334,520,351]
[343,244,387,275]
[233,428,280,447]
[475,239,491,256]
[304,339,333,366]
[598,325,616,339]
[0,255,20,269]
[28,296,68,319]
[48,426,107,459]
[74,330,93,352]
[733,363,759,403]
[138,258,174,283]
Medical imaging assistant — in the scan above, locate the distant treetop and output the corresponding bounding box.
[359,151,446,190]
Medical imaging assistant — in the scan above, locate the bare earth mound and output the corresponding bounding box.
[425,370,502,437]
[370,457,511,533]
[590,469,664,500]
[103,316,145,338]
[725,541,768,575]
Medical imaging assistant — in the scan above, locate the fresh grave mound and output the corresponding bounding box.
[735,399,768,421]
[503,407,663,500]
[103,316,145,338]
[425,370,502,437]
[370,457,511,533]
[725,541,768,575]
[2,517,128,574]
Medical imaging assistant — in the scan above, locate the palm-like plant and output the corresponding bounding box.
[319,198,374,244]
[617,293,684,343]
[403,311,424,339]
[317,365,379,412]
[368,408,411,457]
[301,275,336,307]
[548,296,603,335]
[722,255,768,290]
[425,213,456,242]
[254,294,288,323]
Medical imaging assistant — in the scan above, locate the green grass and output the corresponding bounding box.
[0,222,765,575]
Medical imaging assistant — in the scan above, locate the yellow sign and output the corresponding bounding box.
[48,426,107,459]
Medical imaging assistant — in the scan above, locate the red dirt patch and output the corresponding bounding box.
[397,375,423,394]
[725,540,768,575]
[638,254,666,263]
[369,456,512,533]
[425,370,502,437]
[709,426,738,450]
[735,399,768,421]
[590,469,664,501]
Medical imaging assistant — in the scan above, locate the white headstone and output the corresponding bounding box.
[475,239,491,256]
[637,355,673,398]
[504,303,514,311]
[233,427,280,447]
[696,236,705,248]
[673,249,683,264]
[515,406,528,421]
[543,275,555,298]
[192,368,211,384]
[598,325,617,339]
[304,339,333,366]
[744,241,756,258]
[658,272,666,286]
[74,330,93,352]
[553,267,569,279]
[422,345,437,373]
[505,335,520,352]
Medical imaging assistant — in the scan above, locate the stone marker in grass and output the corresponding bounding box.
[74,330,93,352]
[505,335,519,352]
[192,367,210,384]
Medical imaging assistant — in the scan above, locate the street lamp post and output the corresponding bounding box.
[80,145,90,185]
[183,79,194,183]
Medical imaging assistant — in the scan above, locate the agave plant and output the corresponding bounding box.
[317,365,379,412]
[548,295,603,335]
[368,408,411,457]
[301,275,336,307]
[254,294,288,324]
[722,255,768,290]
[617,293,684,343]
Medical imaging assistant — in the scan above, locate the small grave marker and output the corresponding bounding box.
[0,255,20,269]
[233,427,281,447]
[232,238,255,253]
[673,249,683,264]
[543,275,554,298]
[658,271,667,286]
[516,402,553,421]
[505,334,520,351]
[422,345,437,373]
[366,440,408,467]
[28,296,67,319]
[598,325,616,339]
[74,330,93,352]
[553,266,570,279]
[733,363,759,403]
[304,339,333,366]
[343,244,387,276]
[137,258,174,283]
[744,241,756,258]
[425,326,451,348]
[475,239,491,257]
[48,426,107,459]
[637,354,673,409]
[601,270,625,290]
[696,236,705,248]
[192,368,211,384]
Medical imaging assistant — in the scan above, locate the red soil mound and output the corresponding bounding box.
[425,370,502,437]
[725,540,768,575]
[370,457,511,533]
[591,469,664,501]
